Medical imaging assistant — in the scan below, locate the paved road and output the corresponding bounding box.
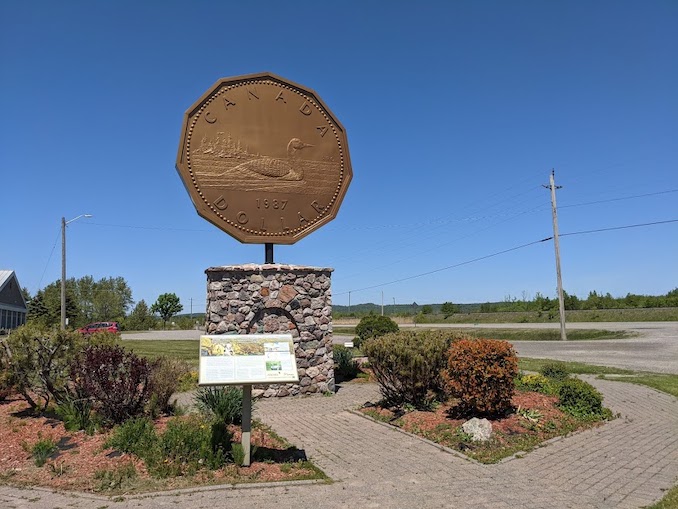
[1,377,676,509]
[123,322,678,374]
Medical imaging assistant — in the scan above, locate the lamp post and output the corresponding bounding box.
[61,214,92,330]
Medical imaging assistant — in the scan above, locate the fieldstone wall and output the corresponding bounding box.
[205,264,333,397]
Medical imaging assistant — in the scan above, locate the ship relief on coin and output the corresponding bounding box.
[176,73,352,244]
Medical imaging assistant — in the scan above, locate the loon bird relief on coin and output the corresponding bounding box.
[176,72,352,244]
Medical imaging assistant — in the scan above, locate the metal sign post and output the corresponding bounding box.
[241,384,253,466]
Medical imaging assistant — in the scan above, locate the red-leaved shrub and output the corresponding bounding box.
[71,345,151,424]
[443,338,518,417]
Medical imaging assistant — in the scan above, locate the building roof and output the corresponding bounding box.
[0,270,28,311]
[0,270,15,290]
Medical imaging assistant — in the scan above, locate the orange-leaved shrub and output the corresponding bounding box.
[364,330,473,409]
[443,338,518,417]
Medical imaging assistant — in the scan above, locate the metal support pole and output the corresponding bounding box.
[241,384,252,466]
[547,170,567,340]
[265,243,274,264]
[61,217,66,330]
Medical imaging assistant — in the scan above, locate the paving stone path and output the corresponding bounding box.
[1,378,676,509]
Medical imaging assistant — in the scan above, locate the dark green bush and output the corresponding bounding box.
[1,324,84,410]
[106,417,158,458]
[194,386,244,425]
[443,338,518,417]
[154,415,228,476]
[363,330,452,409]
[557,378,606,419]
[333,345,359,380]
[56,396,99,434]
[355,315,399,348]
[106,415,231,477]
[539,362,570,382]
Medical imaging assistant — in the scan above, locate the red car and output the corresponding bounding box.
[78,321,120,334]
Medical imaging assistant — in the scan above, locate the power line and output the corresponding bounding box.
[559,189,678,209]
[335,218,678,297]
[37,227,61,289]
[560,219,678,238]
[334,237,552,296]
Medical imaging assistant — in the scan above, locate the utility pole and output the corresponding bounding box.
[543,170,567,340]
[348,291,351,315]
[190,298,193,320]
[61,217,66,330]
[381,291,384,316]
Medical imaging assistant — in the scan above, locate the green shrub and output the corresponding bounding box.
[515,373,557,395]
[557,378,607,419]
[56,396,99,434]
[444,338,518,417]
[154,415,228,476]
[539,362,570,382]
[106,415,230,477]
[333,345,359,380]
[194,386,243,425]
[32,438,58,467]
[1,324,84,411]
[363,330,452,409]
[147,358,192,416]
[355,315,399,348]
[106,417,158,458]
[0,366,13,402]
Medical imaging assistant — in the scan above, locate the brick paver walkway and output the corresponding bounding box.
[1,378,676,509]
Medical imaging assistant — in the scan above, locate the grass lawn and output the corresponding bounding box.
[121,339,199,366]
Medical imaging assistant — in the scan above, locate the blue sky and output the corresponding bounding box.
[2,1,676,311]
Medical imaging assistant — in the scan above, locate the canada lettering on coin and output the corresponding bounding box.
[176,72,352,244]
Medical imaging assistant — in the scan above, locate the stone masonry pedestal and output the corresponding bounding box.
[205,264,334,397]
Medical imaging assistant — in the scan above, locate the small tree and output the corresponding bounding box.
[421,305,433,315]
[440,302,456,319]
[125,299,158,331]
[354,315,399,348]
[151,293,183,330]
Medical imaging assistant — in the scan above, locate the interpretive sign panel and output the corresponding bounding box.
[199,334,299,385]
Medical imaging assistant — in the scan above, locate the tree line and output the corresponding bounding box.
[23,276,185,331]
[335,288,678,317]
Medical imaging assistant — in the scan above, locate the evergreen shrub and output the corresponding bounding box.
[355,315,399,348]
[333,345,359,380]
[557,378,606,418]
[444,338,518,417]
[363,330,452,409]
[539,362,570,382]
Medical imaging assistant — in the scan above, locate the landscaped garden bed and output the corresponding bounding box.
[348,322,614,464]
[0,325,326,495]
[0,396,324,493]
[359,384,608,464]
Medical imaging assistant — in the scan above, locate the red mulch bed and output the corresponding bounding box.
[0,394,320,493]
[360,390,603,463]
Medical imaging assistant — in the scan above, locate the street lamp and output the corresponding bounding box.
[61,214,92,330]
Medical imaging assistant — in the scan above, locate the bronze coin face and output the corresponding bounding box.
[176,72,352,244]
